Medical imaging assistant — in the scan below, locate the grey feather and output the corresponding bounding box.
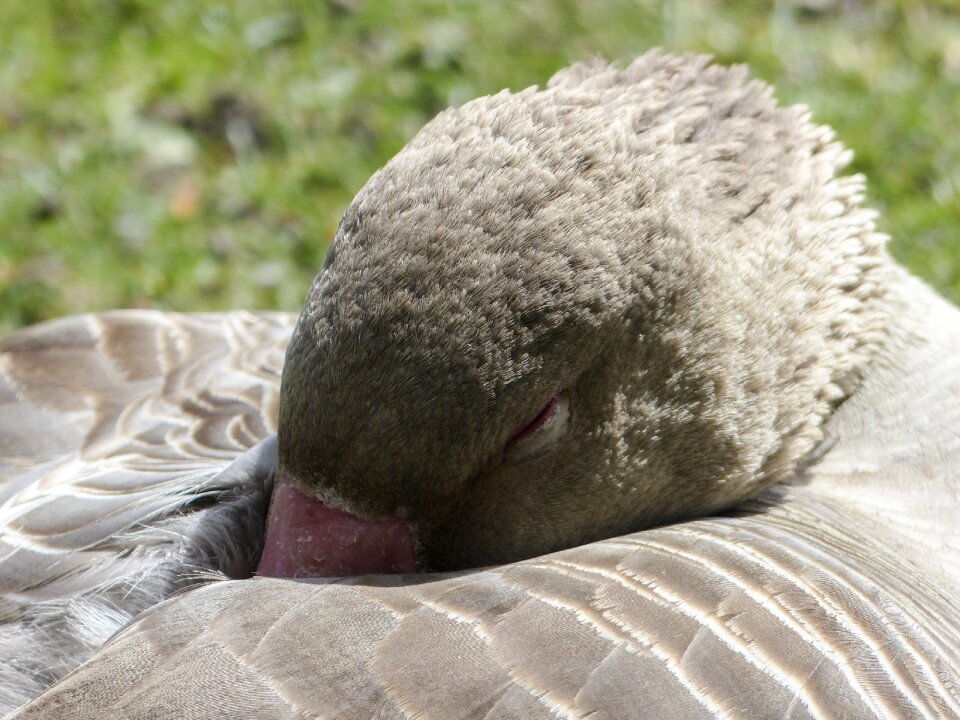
[2,52,959,719]
[0,312,291,713]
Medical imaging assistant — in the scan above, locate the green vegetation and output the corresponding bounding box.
[1,0,957,333]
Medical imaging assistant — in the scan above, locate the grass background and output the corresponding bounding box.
[1,0,958,334]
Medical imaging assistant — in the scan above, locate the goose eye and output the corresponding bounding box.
[505,394,570,462]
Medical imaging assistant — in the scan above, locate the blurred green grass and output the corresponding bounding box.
[1,0,957,333]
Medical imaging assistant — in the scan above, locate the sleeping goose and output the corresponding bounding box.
[2,51,959,718]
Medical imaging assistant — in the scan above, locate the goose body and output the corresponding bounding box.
[2,53,959,718]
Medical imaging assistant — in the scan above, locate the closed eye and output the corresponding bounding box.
[505,393,570,462]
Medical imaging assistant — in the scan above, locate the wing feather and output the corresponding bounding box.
[0,311,294,713]
[14,495,959,720]
[4,296,960,718]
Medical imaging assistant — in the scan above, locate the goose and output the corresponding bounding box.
[2,51,959,719]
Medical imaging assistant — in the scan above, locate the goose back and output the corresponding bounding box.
[7,280,960,719]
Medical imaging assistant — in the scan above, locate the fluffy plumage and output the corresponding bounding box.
[1,52,958,718]
[279,51,890,569]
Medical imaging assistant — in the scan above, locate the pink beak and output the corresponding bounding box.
[257,470,417,578]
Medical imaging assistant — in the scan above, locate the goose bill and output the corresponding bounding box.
[257,470,417,578]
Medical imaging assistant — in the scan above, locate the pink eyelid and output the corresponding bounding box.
[506,395,559,448]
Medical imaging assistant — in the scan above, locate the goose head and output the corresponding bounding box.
[262,53,892,576]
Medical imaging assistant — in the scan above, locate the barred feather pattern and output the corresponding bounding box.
[0,311,293,713]
[4,51,960,718]
[11,489,960,720]
[5,279,960,719]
